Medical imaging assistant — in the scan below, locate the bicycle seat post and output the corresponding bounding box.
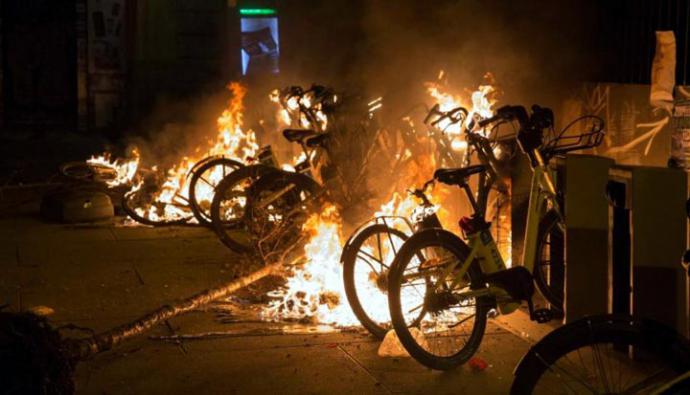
[461,183,480,216]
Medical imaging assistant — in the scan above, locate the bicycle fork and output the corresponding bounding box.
[521,158,562,274]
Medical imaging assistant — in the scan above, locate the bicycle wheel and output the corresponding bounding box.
[342,224,409,339]
[511,314,690,394]
[60,161,118,184]
[210,164,277,254]
[388,228,491,370]
[533,209,565,310]
[244,170,322,257]
[121,183,193,226]
[188,157,244,227]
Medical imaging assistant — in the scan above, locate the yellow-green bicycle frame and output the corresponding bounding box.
[430,148,563,314]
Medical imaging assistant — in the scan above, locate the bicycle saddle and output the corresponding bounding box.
[434,165,486,186]
[306,133,329,148]
[283,129,320,143]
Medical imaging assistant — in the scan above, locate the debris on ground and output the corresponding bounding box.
[468,357,489,372]
[378,328,428,357]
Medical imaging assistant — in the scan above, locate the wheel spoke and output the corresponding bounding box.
[448,313,475,328]
[356,252,383,275]
[376,231,383,263]
[200,175,214,188]
[357,249,385,267]
[622,368,672,393]
[407,303,424,314]
[534,351,600,393]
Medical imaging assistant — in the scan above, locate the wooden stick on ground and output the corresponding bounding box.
[67,261,283,360]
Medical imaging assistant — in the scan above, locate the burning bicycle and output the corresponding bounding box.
[386,104,605,370]
[116,82,260,227]
[340,103,514,339]
[209,85,387,258]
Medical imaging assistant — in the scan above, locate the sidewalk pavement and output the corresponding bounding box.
[0,204,542,394]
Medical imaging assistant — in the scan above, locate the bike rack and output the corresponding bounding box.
[559,154,614,323]
[607,165,689,338]
[511,153,689,336]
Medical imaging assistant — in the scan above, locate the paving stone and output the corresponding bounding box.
[2,214,538,394]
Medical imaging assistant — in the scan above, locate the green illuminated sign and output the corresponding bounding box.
[239,8,276,16]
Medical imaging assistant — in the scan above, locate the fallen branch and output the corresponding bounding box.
[1,250,306,393]
[66,260,283,360]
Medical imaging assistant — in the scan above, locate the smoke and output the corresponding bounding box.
[121,88,237,169]
[356,0,601,108]
[119,0,602,191]
[278,0,601,112]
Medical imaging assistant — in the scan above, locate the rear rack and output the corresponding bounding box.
[542,115,605,156]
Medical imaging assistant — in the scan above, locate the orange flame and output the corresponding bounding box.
[86,148,140,187]
[132,83,259,223]
[262,204,359,325]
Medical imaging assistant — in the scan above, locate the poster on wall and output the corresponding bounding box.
[671,100,690,169]
[240,10,279,76]
[88,0,125,74]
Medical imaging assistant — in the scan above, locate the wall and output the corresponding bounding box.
[87,0,128,131]
[560,83,678,167]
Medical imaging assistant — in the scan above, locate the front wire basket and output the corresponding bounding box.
[542,115,605,155]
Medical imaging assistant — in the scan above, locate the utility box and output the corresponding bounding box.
[630,167,688,337]
[563,154,614,322]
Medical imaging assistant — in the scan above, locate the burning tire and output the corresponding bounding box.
[187,156,244,227]
[60,161,118,184]
[121,169,194,226]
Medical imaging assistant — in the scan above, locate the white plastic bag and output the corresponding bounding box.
[377,328,429,357]
[650,31,676,107]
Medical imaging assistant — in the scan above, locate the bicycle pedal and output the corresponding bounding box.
[532,308,555,323]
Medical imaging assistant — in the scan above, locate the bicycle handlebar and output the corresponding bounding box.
[408,179,435,205]
[424,104,469,129]
[477,105,531,128]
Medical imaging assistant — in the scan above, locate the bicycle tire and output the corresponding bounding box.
[533,209,565,310]
[244,170,322,255]
[342,224,409,339]
[388,228,491,370]
[188,157,244,227]
[210,164,279,254]
[121,188,192,226]
[511,314,690,394]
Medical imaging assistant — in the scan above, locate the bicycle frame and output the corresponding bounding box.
[521,149,562,274]
[421,148,562,314]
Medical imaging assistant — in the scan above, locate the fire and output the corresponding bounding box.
[262,204,359,325]
[86,148,140,187]
[425,71,497,143]
[425,72,511,266]
[270,88,329,131]
[131,82,259,223]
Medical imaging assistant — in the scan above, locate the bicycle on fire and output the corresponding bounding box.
[209,85,382,258]
[386,104,604,370]
[340,103,515,339]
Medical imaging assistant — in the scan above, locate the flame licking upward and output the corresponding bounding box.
[132,83,259,223]
[86,148,140,187]
[262,204,359,325]
[270,88,329,131]
[425,72,497,149]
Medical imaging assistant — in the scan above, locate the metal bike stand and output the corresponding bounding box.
[629,166,688,337]
[563,154,614,322]
[606,166,633,319]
